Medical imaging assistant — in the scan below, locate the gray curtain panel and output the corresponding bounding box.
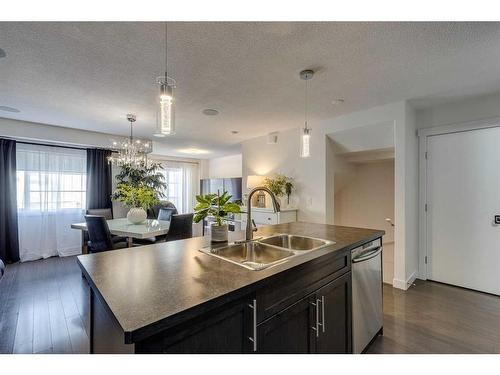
[86,149,113,211]
[0,138,20,263]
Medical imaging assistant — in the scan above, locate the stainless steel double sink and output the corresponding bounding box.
[200,234,335,271]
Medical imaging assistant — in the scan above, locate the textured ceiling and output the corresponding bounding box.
[1,22,500,158]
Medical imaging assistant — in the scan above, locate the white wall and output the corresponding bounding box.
[416,92,500,130]
[0,117,119,148]
[241,100,419,290]
[404,103,419,285]
[242,127,327,223]
[322,101,418,289]
[201,154,242,179]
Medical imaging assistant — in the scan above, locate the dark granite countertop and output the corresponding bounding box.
[77,222,384,343]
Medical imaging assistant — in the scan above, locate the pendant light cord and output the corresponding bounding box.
[304,78,309,130]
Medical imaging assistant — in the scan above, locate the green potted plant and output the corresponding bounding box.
[193,191,241,242]
[263,174,294,207]
[112,162,166,224]
[112,184,160,224]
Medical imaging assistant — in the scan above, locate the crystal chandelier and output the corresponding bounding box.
[108,114,153,167]
[154,22,176,137]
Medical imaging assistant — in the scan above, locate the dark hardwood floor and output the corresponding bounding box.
[2,256,500,354]
[0,256,90,354]
[368,280,500,353]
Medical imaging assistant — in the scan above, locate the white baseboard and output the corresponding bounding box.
[392,271,418,290]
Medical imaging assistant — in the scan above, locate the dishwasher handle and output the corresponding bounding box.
[352,246,382,263]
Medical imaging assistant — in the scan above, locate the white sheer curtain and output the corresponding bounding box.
[16,143,87,261]
[158,160,199,214]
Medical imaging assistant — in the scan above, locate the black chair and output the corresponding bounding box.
[84,208,114,245]
[147,201,178,220]
[165,213,194,242]
[158,207,176,221]
[87,208,113,219]
[85,215,128,253]
[0,259,5,280]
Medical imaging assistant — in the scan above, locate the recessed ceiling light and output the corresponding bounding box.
[0,48,6,58]
[0,106,20,113]
[178,148,211,155]
[202,109,219,116]
[331,99,345,105]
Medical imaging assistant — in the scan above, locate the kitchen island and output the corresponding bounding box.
[77,222,384,354]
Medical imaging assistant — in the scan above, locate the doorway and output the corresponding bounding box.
[333,150,395,284]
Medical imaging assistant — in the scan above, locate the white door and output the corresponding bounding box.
[426,126,500,295]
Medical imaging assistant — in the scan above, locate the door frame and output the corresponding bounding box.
[417,116,500,280]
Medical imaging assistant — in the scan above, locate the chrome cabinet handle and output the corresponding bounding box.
[321,295,325,333]
[310,299,320,337]
[248,299,257,352]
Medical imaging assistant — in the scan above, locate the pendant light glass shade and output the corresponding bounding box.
[154,77,176,137]
[299,69,314,158]
[154,22,176,137]
[300,126,311,158]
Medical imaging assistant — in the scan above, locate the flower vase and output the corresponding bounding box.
[127,207,147,224]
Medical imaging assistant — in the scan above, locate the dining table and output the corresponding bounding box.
[71,218,171,253]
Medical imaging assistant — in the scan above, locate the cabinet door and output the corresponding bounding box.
[257,295,316,353]
[252,211,278,225]
[135,297,254,354]
[315,272,352,353]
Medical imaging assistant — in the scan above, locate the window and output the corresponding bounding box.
[162,166,183,211]
[17,171,86,211]
[16,144,87,211]
[16,143,87,261]
[157,160,199,214]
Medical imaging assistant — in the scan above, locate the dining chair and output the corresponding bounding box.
[85,215,128,253]
[147,201,178,219]
[84,208,114,244]
[86,208,113,219]
[165,213,194,242]
[158,207,177,221]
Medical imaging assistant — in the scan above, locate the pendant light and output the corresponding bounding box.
[299,69,314,158]
[154,22,176,137]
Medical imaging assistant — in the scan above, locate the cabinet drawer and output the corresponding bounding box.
[251,211,278,225]
[256,249,350,322]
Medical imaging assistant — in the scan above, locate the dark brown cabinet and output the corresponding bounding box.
[134,272,352,354]
[135,296,254,353]
[315,271,352,353]
[257,271,352,354]
[257,295,317,353]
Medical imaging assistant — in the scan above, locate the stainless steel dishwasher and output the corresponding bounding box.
[352,238,383,353]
